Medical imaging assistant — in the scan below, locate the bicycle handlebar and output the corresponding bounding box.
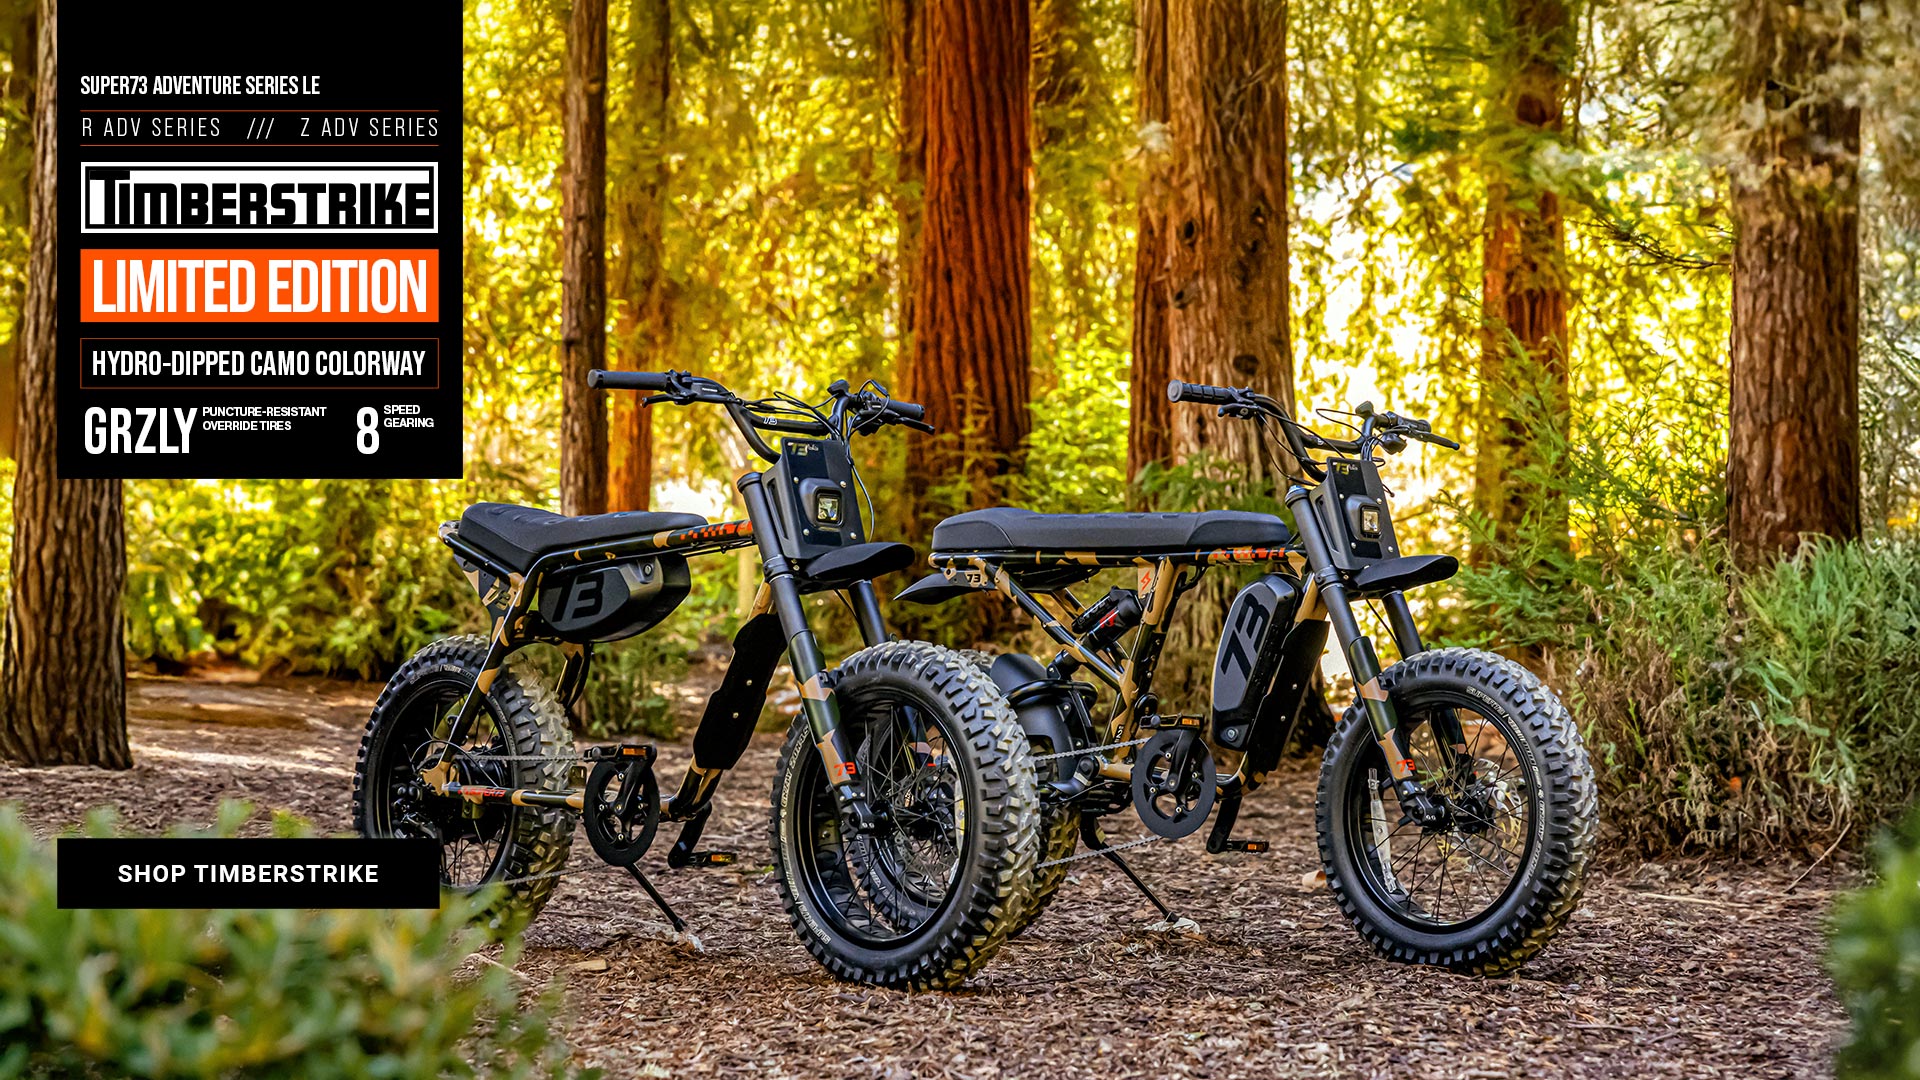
[588,368,929,463]
[586,369,674,392]
[1164,377,1457,477]
[1166,380,1238,406]
[878,399,925,424]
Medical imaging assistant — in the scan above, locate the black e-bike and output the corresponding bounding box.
[896,379,1597,974]
[353,370,1042,989]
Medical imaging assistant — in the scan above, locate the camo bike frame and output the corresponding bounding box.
[917,380,1468,848]
[420,370,929,850]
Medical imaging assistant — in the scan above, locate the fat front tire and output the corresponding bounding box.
[352,635,576,930]
[1315,647,1596,975]
[770,641,1040,989]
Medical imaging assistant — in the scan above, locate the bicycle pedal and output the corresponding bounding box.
[585,743,656,763]
[1220,838,1269,854]
[669,849,736,869]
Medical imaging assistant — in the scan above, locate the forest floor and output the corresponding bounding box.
[1,668,1852,1080]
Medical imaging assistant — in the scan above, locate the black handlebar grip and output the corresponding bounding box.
[883,399,926,422]
[587,369,675,391]
[1167,380,1238,405]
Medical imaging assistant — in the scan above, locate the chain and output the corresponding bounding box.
[1032,735,1149,762]
[1039,831,1164,869]
[461,821,621,887]
[444,738,1166,880]
[463,727,1148,768]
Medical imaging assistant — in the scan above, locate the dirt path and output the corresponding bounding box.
[2,673,1849,1079]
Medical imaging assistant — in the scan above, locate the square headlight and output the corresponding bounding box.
[1359,505,1381,538]
[815,491,842,525]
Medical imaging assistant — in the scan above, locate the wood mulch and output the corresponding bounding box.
[0,668,1851,1079]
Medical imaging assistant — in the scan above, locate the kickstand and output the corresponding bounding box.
[1080,818,1177,923]
[622,863,687,933]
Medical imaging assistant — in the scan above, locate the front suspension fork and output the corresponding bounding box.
[737,473,876,826]
[1285,486,1447,822]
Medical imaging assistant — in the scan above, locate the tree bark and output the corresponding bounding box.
[1155,0,1320,731]
[1127,0,1172,492]
[907,0,1031,512]
[607,0,670,513]
[1727,0,1861,559]
[1163,0,1292,488]
[0,3,37,461]
[1,0,129,768]
[560,0,609,518]
[1472,0,1573,558]
[885,0,925,394]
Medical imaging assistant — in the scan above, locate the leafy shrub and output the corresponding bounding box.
[1830,807,1920,1079]
[1439,386,1920,851]
[124,479,481,678]
[0,804,573,1079]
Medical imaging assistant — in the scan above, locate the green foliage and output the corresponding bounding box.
[572,634,686,739]
[1830,807,1920,1079]
[0,803,575,1079]
[1020,352,1131,516]
[124,480,479,678]
[1440,389,1920,848]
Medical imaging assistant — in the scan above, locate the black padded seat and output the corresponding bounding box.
[458,502,707,570]
[932,508,1290,554]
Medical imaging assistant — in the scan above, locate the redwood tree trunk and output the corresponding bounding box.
[1127,0,1172,491]
[607,0,670,513]
[907,0,1031,511]
[1162,0,1291,486]
[1155,1,1322,731]
[560,0,609,518]
[1727,0,1861,558]
[1,4,36,461]
[1472,0,1573,557]
[886,0,925,393]
[1,0,129,768]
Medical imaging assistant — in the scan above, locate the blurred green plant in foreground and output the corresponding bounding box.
[1830,806,1920,1079]
[0,804,578,1079]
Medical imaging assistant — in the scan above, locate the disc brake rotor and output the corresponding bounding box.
[1130,729,1217,839]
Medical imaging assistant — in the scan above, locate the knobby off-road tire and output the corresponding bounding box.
[1018,804,1080,932]
[352,635,576,931]
[770,641,1040,989]
[954,648,1077,937]
[1315,647,1596,975]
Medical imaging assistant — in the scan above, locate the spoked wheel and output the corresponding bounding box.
[771,642,1039,989]
[352,635,575,929]
[844,717,966,928]
[1315,647,1596,975]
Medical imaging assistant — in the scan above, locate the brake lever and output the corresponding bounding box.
[1408,429,1461,451]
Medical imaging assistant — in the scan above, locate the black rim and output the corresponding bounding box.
[1341,691,1537,931]
[791,689,971,949]
[366,674,517,890]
